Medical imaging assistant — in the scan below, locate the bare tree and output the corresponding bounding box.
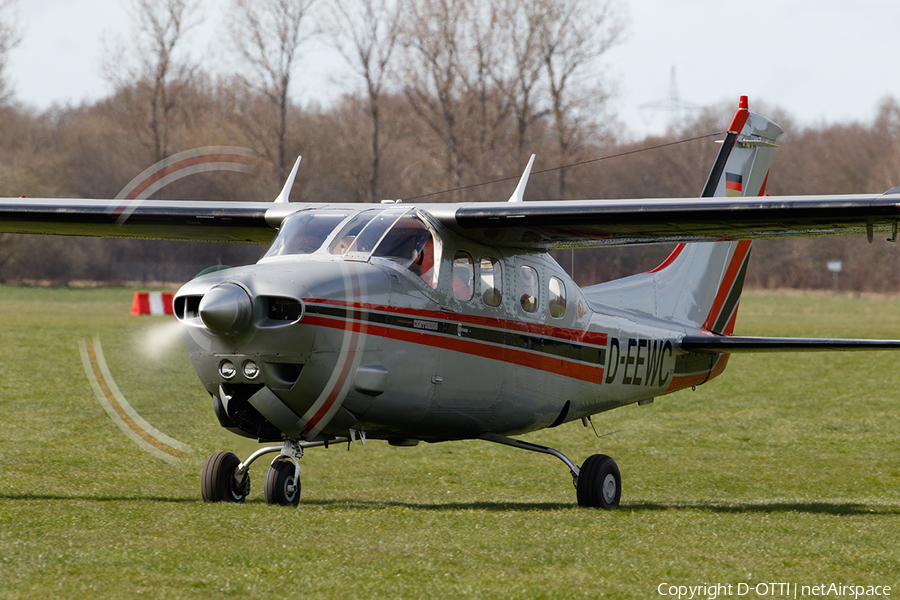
[399,0,470,189]
[465,1,507,160]
[399,0,515,191]
[0,0,21,104]
[104,0,202,162]
[494,0,546,162]
[325,0,402,201]
[228,0,317,183]
[537,0,626,198]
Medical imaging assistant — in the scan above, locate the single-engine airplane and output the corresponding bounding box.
[4,96,900,509]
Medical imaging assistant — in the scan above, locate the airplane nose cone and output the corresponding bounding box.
[199,283,253,335]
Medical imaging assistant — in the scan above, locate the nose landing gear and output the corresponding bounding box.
[263,448,302,506]
[201,438,348,505]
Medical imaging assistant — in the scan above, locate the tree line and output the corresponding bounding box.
[2,0,900,292]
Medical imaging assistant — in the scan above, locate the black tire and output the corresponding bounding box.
[576,454,621,509]
[201,451,248,503]
[264,457,301,506]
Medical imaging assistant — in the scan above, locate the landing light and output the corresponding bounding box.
[243,361,260,380]
[220,361,236,379]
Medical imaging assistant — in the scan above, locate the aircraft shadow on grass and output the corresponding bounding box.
[4,495,895,516]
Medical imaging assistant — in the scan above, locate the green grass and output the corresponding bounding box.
[1,286,899,598]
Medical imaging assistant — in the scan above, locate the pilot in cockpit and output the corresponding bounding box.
[412,237,435,287]
[331,235,356,254]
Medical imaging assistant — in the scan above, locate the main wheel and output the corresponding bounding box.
[264,457,301,506]
[576,454,621,509]
[201,451,249,503]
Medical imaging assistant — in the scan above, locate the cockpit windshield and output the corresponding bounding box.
[264,207,441,288]
[372,213,434,270]
[371,211,439,288]
[263,210,353,258]
[329,207,440,287]
[331,208,407,256]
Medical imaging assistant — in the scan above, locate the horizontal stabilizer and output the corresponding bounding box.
[680,335,900,353]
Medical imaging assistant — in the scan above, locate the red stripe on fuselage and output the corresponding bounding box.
[302,300,609,384]
[303,298,609,348]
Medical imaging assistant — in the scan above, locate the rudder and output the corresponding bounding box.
[584,97,783,333]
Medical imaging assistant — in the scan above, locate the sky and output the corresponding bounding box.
[6,0,900,138]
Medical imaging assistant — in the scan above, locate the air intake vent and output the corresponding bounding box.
[267,363,303,390]
[263,296,304,323]
[174,295,202,321]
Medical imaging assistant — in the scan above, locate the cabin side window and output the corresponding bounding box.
[453,251,475,300]
[518,265,539,313]
[549,276,567,318]
[479,257,502,307]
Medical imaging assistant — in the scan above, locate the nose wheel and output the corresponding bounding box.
[264,457,301,505]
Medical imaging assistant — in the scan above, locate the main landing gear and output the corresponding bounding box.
[201,438,347,506]
[201,434,621,508]
[479,433,622,509]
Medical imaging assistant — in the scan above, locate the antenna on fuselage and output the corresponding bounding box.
[274,156,302,203]
[507,154,536,203]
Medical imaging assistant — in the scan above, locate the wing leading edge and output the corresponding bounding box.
[4,191,900,249]
[432,191,900,250]
[0,198,280,244]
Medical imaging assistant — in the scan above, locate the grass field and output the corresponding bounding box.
[1,286,899,599]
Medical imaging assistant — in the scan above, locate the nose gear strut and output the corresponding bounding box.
[200,437,349,505]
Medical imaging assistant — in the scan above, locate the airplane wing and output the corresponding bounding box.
[0,197,285,244]
[430,191,900,250]
[3,192,900,249]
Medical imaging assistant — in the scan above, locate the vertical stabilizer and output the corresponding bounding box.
[585,97,783,334]
[700,96,782,201]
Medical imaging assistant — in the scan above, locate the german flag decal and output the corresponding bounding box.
[725,173,743,197]
[725,173,744,196]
